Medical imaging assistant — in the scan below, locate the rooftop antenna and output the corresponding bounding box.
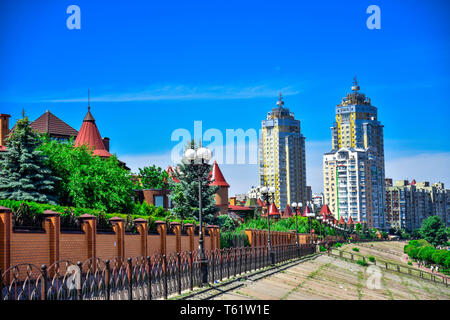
[276,92,284,107]
[351,75,360,91]
[88,88,90,111]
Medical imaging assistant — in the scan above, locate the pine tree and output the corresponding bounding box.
[169,140,219,224]
[0,116,58,204]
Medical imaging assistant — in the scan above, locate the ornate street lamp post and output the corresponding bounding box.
[291,202,303,255]
[184,146,212,285]
[261,186,276,265]
[316,215,323,242]
[306,206,315,244]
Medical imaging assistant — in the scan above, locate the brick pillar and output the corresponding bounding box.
[79,214,97,262]
[207,225,215,250]
[244,229,253,247]
[155,220,166,255]
[215,226,220,249]
[109,217,125,259]
[42,210,60,272]
[170,222,181,253]
[0,206,12,280]
[134,218,148,257]
[184,223,195,252]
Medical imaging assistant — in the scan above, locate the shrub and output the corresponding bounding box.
[334,242,343,248]
[357,259,368,267]
[407,261,412,266]
[320,245,327,252]
[352,247,360,252]
[418,246,435,264]
[220,231,250,248]
[368,256,375,263]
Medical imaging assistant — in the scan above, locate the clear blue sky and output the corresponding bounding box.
[1,0,449,194]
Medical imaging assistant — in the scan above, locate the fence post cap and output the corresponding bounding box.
[0,206,12,213]
[170,221,181,226]
[79,214,96,220]
[133,218,147,224]
[43,210,60,217]
[108,216,125,224]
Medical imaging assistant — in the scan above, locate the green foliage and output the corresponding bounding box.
[404,238,450,270]
[319,245,327,252]
[419,216,448,247]
[236,216,316,234]
[215,215,237,232]
[135,165,170,190]
[38,137,135,213]
[0,199,193,231]
[407,261,412,266]
[352,247,360,252]
[220,231,249,248]
[333,242,343,248]
[368,256,376,263]
[356,259,368,267]
[0,117,59,204]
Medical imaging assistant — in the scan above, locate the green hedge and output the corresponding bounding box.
[404,239,450,271]
[220,231,250,248]
[0,199,197,232]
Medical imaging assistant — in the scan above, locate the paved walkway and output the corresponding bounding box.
[212,254,450,300]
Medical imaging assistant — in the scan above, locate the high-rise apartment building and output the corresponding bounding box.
[323,78,386,229]
[259,94,307,209]
[385,179,449,231]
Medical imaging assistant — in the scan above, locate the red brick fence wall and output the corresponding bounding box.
[0,206,220,274]
[244,229,344,246]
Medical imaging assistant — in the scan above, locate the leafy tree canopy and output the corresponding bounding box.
[420,216,448,247]
[38,136,135,213]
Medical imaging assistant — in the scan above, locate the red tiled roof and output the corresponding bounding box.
[269,202,279,215]
[208,161,230,187]
[282,204,293,218]
[302,205,311,217]
[257,198,265,207]
[320,204,332,216]
[74,108,111,158]
[166,165,180,183]
[338,216,345,224]
[347,216,353,225]
[30,110,78,138]
[410,179,416,185]
[228,205,253,211]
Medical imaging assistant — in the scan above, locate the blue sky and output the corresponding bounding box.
[1,0,449,195]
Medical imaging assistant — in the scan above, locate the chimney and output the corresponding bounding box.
[102,137,110,152]
[0,114,11,147]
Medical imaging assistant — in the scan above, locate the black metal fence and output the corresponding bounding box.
[1,243,316,300]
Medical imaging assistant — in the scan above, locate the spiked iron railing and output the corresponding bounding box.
[1,243,316,300]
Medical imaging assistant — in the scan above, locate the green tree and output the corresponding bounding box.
[169,141,219,224]
[136,165,170,189]
[0,117,58,204]
[420,216,448,247]
[39,137,135,213]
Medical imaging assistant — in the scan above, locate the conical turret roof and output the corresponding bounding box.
[208,161,230,187]
[74,108,111,158]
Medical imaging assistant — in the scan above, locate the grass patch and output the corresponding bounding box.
[357,271,364,300]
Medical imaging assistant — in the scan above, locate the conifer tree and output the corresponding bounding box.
[169,140,219,224]
[0,116,58,204]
